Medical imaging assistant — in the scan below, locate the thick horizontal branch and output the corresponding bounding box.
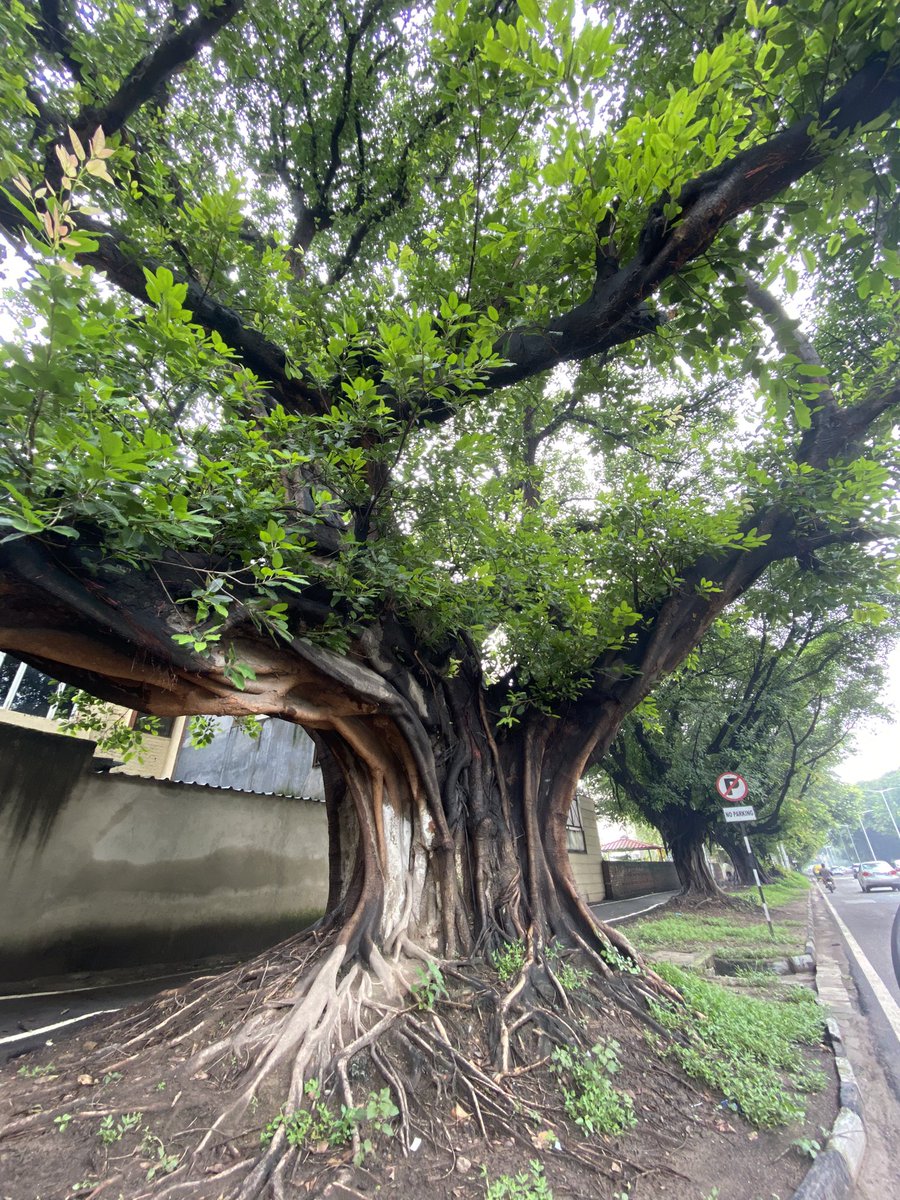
[0,193,327,415]
[465,53,900,408]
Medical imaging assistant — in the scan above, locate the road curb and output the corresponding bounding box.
[790,890,817,973]
[791,897,865,1200]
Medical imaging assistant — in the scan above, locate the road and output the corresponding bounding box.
[812,878,900,1200]
[590,888,679,924]
[0,964,231,1062]
[824,874,900,1006]
[817,876,900,1109]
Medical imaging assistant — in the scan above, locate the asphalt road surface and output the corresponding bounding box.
[0,964,231,1062]
[818,875,900,1106]
[824,874,900,1005]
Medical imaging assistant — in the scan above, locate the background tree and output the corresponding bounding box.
[0,0,898,1189]
[775,773,867,866]
[851,766,900,858]
[594,567,895,894]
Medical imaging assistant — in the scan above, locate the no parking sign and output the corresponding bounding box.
[715,772,749,803]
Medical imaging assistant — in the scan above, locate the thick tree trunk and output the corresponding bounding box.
[717,831,771,886]
[656,807,729,899]
[0,539,641,973]
[315,688,630,972]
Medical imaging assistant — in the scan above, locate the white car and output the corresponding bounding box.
[857,860,900,892]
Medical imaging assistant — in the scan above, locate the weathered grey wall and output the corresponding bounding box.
[0,726,328,981]
[601,859,679,900]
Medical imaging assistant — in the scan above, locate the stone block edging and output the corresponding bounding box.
[790,906,864,1200]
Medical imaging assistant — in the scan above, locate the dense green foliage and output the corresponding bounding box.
[0,0,898,719]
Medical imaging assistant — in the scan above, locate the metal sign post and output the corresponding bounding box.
[715,773,775,940]
[742,829,775,940]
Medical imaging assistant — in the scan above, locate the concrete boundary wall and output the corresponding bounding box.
[0,726,328,982]
[602,859,679,900]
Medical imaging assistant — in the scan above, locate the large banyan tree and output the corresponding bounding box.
[0,0,898,1189]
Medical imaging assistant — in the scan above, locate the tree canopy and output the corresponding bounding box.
[0,0,897,698]
[1,0,899,1191]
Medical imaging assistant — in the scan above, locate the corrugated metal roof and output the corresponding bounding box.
[173,716,325,800]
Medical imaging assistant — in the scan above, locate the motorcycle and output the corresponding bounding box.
[820,875,835,893]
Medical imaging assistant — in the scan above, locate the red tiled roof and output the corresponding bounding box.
[600,837,663,852]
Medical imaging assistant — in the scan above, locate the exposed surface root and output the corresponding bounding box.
[0,919,824,1200]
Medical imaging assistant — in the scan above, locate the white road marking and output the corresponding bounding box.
[0,967,199,1003]
[603,893,677,924]
[820,892,900,1045]
[0,1008,120,1047]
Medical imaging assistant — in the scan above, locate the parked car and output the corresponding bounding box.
[857,861,900,892]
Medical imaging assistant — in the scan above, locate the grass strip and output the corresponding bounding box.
[731,870,811,910]
[629,913,802,955]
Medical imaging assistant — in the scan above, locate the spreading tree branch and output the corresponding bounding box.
[470,54,900,406]
[73,0,244,143]
[34,0,84,82]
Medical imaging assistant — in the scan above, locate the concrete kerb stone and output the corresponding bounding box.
[790,893,865,1200]
[790,894,818,973]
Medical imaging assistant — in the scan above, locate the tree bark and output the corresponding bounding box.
[717,832,771,887]
[655,807,728,899]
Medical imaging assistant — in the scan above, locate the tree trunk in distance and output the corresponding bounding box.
[718,831,771,887]
[657,807,730,899]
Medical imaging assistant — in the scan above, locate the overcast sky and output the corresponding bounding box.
[836,644,900,785]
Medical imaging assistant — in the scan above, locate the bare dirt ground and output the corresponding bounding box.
[0,897,835,1200]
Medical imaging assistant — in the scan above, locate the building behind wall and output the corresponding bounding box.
[0,652,325,799]
[0,651,183,780]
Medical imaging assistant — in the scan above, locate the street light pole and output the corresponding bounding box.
[843,826,860,860]
[859,818,876,859]
[877,789,900,842]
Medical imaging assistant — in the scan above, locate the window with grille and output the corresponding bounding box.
[0,654,62,718]
[132,712,176,738]
[566,796,587,853]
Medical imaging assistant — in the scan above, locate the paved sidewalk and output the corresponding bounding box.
[812,888,900,1200]
[589,889,678,924]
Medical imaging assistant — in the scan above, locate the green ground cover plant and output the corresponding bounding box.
[732,871,810,909]
[260,1079,398,1166]
[629,914,803,956]
[482,1160,553,1200]
[550,1040,636,1136]
[647,965,826,1128]
[491,941,527,984]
